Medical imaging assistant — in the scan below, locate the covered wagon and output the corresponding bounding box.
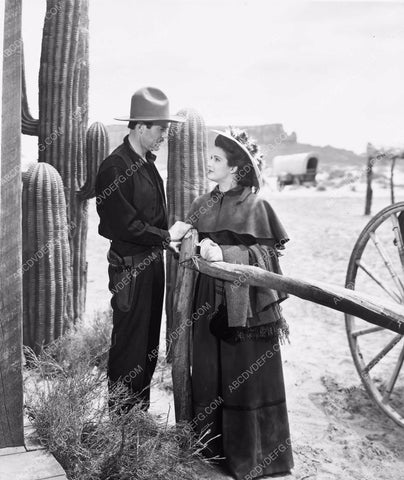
[272,152,319,190]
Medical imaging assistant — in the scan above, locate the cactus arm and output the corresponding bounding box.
[21,44,39,136]
[22,163,72,352]
[79,121,109,200]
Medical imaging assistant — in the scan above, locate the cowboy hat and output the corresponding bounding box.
[212,129,263,190]
[115,86,185,123]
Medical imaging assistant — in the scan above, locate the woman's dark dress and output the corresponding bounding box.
[189,188,294,479]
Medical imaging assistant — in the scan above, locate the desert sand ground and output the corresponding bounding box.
[85,185,404,480]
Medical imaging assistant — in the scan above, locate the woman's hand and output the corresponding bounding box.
[199,238,223,262]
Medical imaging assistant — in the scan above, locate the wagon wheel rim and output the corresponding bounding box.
[345,201,404,427]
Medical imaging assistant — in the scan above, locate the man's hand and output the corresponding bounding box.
[167,241,182,258]
[169,221,192,241]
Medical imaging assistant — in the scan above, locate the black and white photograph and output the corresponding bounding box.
[1,1,404,479]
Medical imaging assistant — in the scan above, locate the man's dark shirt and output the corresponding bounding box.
[95,135,170,256]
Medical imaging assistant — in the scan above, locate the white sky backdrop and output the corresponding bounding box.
[22,0,404,153]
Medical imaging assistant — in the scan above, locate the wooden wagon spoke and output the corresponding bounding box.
[351,325,385,338]
[382,340,404,404]
[391,213,404,270]
[382,343,404,402]
[356,259,401,303]
[362,334,403,375]
[369,232,404,298]
[345,203,404,427]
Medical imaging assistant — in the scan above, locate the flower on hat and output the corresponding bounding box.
[228,127,264,172]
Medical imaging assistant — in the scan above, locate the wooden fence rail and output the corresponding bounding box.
[188,259,404,335]
[171,230,404,422]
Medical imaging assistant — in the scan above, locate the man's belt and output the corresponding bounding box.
[107,246,163,273]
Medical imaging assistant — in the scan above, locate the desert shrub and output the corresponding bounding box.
[24,310,209,480]
[25,309,113,374]
[327,169,346,180]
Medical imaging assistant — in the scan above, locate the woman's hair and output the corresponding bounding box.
[214,132,257,188]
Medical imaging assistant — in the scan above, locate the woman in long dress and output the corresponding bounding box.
[185,129,294,479]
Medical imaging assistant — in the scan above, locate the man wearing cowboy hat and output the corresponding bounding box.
[95,86,191,412]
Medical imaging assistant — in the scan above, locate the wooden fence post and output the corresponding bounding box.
[390,155,397,205]
[364,145,373,216]
[0,0,24,447]
[171,230,198,423]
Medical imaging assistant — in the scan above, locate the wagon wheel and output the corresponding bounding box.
[345,202,404,427]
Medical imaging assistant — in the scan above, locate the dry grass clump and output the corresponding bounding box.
[51,309,112,372]
[24,310,207,480]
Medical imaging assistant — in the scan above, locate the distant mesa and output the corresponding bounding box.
[208,123,297,148]
[105,122,364,174]
[106,122,297,158]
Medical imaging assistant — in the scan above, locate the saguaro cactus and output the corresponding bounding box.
[22,163,72,353]
[37,0,89,321]
[166,108,209,357]
[22,0,107,322]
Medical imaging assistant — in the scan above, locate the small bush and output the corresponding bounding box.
[56,309,112,371]
[24,310,209,480]
[327,169,346,180]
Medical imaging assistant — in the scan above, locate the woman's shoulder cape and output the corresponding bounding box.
[186,187,289,246]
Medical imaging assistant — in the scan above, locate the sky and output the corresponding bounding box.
[22,0,404,154]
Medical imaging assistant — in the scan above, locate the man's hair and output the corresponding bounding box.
[128,121,153,130]
[128,120,170,130]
